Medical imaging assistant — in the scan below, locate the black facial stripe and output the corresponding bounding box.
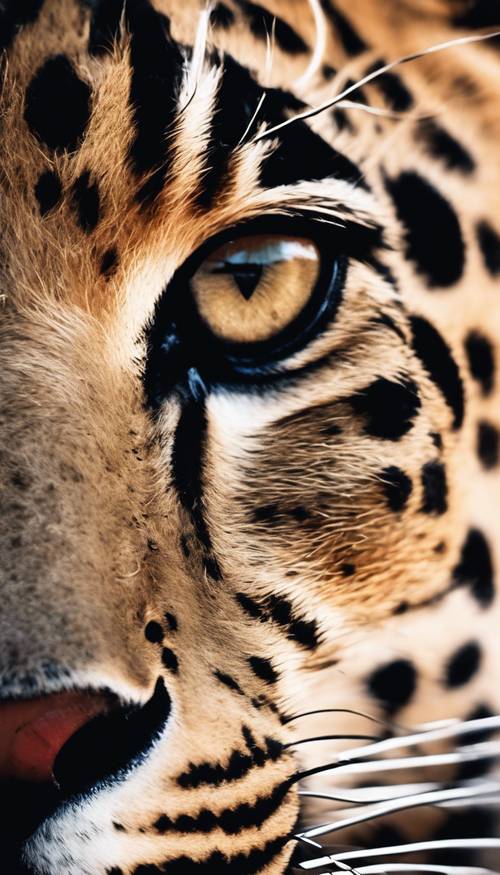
[415,118,475,174]
[154,777,291,836]
[410,315,464,430]
[214,670,245,695]
[176,736,283,788]
[127,1,183,204]
[131,836,288,875]
[452,0,500,29]
[34,169,62,216]
[248,655,278,684]
[234,0,307,54]
[71,170,100,232]
[320,0,368,54]
[366,61,413,111]
[367,659,417,714]
[477,420,499,470]
[0,0,45,53]
[476,220,500,277]
[350,377,421,440]
[464,330,495,396]
[261,118,368,189]
[385,171,465,288]
[84,0,125,56]
[452,528,494,607]
[380,465,412,512]
[444,641,482,688]
[24,54,92,152]
[236,593,319,649]
[420,460,448,515]
[210,3,235,29]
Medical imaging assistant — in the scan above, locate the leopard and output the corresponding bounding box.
[0,0,499,872]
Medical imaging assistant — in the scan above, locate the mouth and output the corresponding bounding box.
[0,677,171,871]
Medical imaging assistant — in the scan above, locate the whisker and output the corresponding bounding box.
[283,707,398,728]
[253,30,500,142]
[291,741,500,785]
[293,0,327,92]
[335,865,500,875]
[299,782,441,804]
[297,784,500,841]
[285,734,383,749]
[298,839,500,870]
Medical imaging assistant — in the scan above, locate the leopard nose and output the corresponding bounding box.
[0,691,110,783]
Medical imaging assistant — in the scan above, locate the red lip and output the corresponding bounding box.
[0,692,109,783]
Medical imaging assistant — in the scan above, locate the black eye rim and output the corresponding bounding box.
[144,216,347,397]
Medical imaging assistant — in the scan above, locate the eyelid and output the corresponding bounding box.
[206,239,319,271]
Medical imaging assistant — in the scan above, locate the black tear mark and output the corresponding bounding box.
[464,330,495,396]
[380,465,412,511]
[445,641,482,688]
[367,659,417,714]
[410,315,464,430]
[420,460,448,515]
[34,170,62,215]
[24,55,92,152]
[452,528,494,607]
[385,171,465,288]
[71,170,100,232]
[350,377,421,440]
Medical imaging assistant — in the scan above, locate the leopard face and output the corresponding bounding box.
[0,1,499,873]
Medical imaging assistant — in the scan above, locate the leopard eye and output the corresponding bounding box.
[190,235,321,345]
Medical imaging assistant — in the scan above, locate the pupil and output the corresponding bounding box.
[213,261,264,300]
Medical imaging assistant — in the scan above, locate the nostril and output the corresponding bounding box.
[53,677,171,797]
[0,691,111,784]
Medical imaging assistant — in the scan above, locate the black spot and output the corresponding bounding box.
[24,55,92,152]
[375,312,407,342]
[350,377,421,440]
[248,656,278,684]
[341,563,355,576]
[385,171,465,287]
[332,107,354,133]
[453,528,494,607]
[430,431,443,449]
[445,641,482,688]
[367,659,417,714]
[289,506,309,522]
[464,703,495,744]
[235,0,307,53]
[210,2,235,28]
[477,420,499,469]
[0,0,45,54]
[434,541,446,554]
[86,0,124,55]
[366,61,413,111]
[34,170,62,215]
[420,460,448,515]
[112,823,126,832]
[100,247,119,278]
[214,671,244,695]
[71,170,100,233]
[144,621,164,644]
[133,837,287,874]
[107,868,124,875]
[161,648,179,673]
[322,64,337,80]
[476,220,500,276]
[321,0,368,54]
[464,330,495,396]
[252,503,280,524]
[430,809,496,867]
[381,465,413,511]
[410,316,464,430]
[164,612,178,631]
[127,3,183,203]
[415,118,475,174]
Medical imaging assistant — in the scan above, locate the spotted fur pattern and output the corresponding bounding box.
[0,0,499,872]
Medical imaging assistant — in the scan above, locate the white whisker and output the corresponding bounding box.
[299,839,500,870]
[344,865,500,875]
[253,30,500,143]
[294,0,327,92]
